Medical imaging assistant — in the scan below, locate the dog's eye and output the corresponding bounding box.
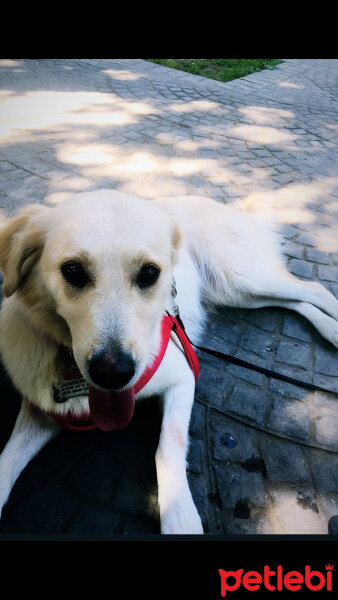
[61,261,89,288]
[137,264,160,288]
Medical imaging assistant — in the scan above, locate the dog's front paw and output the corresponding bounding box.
[160,494,204,535]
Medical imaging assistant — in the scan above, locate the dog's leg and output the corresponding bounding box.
[279,300,338,347]
[233,268,338,347]
[205,259,338,347]
[0,398,61,517]
[155,354,203,534]
[253,271,338,322]
[236,296,338,348]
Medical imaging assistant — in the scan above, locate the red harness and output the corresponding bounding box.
[49,313,200,432]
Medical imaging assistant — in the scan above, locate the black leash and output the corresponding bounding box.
[175,314,338,397]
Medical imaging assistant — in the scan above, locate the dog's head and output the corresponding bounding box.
[0,190,181,392]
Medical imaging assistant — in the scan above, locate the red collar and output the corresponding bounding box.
[49,313,199,432]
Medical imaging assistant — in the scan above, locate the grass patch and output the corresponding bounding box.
[146,59,282,83]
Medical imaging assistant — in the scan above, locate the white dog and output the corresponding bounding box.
[0,190,337,534]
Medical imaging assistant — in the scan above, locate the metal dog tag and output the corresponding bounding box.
[171,277,177,299]
[53,352,89,403]
[171,277,180,318]
[53,377,89,403]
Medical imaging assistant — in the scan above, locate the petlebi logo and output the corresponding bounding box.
[218,564,334,595]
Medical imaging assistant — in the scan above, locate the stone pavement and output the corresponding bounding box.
[0,58,337,535]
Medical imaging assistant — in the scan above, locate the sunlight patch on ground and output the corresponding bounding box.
[0,60,22,68]
[228,124,296,145]
[58,142,122,166]
[103,69,147,81]
[45,176,95,204]
[168,99,222,114]
[268,488,327,534]
[238,105,295,124]
[237,177,338,251]
[315,221,338,253]
[57,139,219,182]
[278,81,305,89]
[45,191,77,204]
[165,156,216,176]
[241,177,338,219]
[0,90,15,103]
[86,150,160,175]
[0,91,159,145]
[315,412,338,449]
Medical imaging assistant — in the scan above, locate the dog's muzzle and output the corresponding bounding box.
[88,350,136,390]
[48,313,200,432]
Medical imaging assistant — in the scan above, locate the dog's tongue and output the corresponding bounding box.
[88,386,135,431]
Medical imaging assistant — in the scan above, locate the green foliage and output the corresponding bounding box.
[146,59,282,83]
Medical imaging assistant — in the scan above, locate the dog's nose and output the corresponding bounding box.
[88,350,136,390]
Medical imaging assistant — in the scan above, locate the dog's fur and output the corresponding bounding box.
[0,190,337,534]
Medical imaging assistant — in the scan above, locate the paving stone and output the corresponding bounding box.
[226,383,268,426]
[120,513,160,534]
[227,362,266,387]
[195,362,235,408]
[273,173,295,185]
[281,224,300,240]
[288,259,314,279]
[296,489,320,514]
[314,345,338,377]
[65,449,127,505]
[187,439,203,474]
[268,487,328,534]
[282,313,313,342]
[266,397,311,441]
[305,247,331,264]
[188,401,206,439]
[64,505,124,534]
[282,241,304,259]
[0,161,17,173]
[221,514,275,535]
[260,439,310,482]
[294,232,316,246]
[330,282,338,297]
[318,265,338,282]
[275,339,312,370]
[211,413,258,463]
[214,464,266,509]
[2,480,82,534]
[328,515,338,535]
[308,451,338,494]
[315,412,338,451]
[113,474,158,518]
[238,327,276,358]
[269,378,311,401]
[243,308,281,332]
[313,372,338,394]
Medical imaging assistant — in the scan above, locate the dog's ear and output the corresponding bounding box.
[170,219,182,266]
[0,204,49,297]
